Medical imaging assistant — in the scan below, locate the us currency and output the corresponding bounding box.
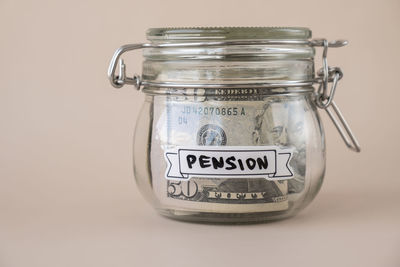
[286,100,307,194]
[150,90,306,213]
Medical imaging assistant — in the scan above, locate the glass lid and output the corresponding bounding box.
[146,27,312,41]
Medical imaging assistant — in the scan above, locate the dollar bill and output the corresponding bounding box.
[150,89,306,213]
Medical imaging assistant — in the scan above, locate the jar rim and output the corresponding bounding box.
[146,27,312,42]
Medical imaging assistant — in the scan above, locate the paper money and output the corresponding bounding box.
[150,89,306,213]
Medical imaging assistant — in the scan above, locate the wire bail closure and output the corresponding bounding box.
[107,38,360,152]
[312,39,361,152]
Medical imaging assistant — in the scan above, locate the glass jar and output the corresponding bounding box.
[108,27,360,223]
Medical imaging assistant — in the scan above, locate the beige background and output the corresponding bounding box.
[1,0,399,266]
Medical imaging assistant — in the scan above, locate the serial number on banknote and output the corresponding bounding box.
[180,105,247,116]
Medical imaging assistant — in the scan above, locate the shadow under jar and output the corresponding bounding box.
[108,27,360,224]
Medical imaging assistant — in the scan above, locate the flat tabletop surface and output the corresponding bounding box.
[1,180,399,267]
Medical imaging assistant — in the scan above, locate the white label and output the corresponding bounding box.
[165,146,294,181]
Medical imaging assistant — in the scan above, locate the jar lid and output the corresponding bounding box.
[146,27,312,41]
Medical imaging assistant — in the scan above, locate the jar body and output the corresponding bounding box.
[133,88,325,223]
[131,27,326,223]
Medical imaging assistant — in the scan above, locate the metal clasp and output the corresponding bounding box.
[312,39,361,152]
[107,43,145,89]
[325,101,361,152]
